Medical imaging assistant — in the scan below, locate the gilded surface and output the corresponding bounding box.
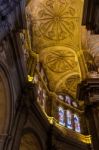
[26,0,85,99]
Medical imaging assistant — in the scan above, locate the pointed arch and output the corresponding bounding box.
[0,62,13,136]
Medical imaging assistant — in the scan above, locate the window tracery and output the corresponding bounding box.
[33,63,48,111]
[58,107,65,126]
[74,114,80,132]
[57,94,81,133]
[32,63,81,133]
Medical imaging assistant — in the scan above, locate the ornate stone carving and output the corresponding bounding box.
[65,74,80,95]
[37,0,75,41]
[26,0,82,50]
[46,50,76,73]
[54,73,80,98]
[26,0,84,98]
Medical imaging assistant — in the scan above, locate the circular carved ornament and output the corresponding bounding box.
[45,49,77,73]
[34,0,75,41]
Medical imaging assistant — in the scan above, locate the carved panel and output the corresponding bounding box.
[26,0,84,98]
[26,0,83,50]
[44,49,76,73]
[39,47,81,97]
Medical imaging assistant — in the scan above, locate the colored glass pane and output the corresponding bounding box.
[65,96,71,105]
[58,95,64,100]
[59,107,65,126]
[66,110,72,129]
[74,114,80,133]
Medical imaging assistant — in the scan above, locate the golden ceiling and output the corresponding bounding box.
[26,0,87,99]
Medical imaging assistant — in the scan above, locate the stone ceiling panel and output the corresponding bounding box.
[26,0,84,99]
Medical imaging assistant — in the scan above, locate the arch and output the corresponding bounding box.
[19,128,43,150]
[0,63,13,134]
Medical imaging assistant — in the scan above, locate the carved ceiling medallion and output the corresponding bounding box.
[26,0,84,98]
[39,46,78,73]
[46,50,76,73]
[31,0,77,42]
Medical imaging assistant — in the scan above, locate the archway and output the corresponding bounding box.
[19,133,41,150]
[0,66,11,134]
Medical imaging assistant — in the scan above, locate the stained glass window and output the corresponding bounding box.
[37,84,43,104]
[66,110,72,129]
[72,101,78,108]
[42,89,46,110]
[65,96,71,105]
[58,107,65,126]
[74,114,80,133]
[37,84,46,110]
[58,95,64,101]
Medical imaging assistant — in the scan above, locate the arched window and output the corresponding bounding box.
[37,84,46,110]
[58,107,65,126]
[58,94,78,108]
[74,114,80,133]
[37,84,43,105]
[72,101,78,108]
[58,95,64,101]
[65,96,71,105]
[66,110,72,129]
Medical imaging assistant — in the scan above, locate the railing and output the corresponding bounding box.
[25,40,93,143]
[46,116,91,144]
[27,63,89,135]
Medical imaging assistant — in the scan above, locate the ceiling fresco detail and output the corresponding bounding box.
[26,0,84,98]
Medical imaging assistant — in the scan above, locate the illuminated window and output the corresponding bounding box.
[37,83,47,110]
[58,95,64,101]
[58,107,65,126]
[65,96,71,105]
[42,89,46,110]
[72,101,78,108]
[66,110,72,129]
[74,114,80,133]
[37,84,43,104]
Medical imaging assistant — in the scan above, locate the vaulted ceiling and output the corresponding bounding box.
[26,0,87,99]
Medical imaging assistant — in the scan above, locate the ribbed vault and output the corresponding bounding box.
[26,0,86,99]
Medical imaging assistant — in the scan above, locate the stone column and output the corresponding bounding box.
[77,79,99,150]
